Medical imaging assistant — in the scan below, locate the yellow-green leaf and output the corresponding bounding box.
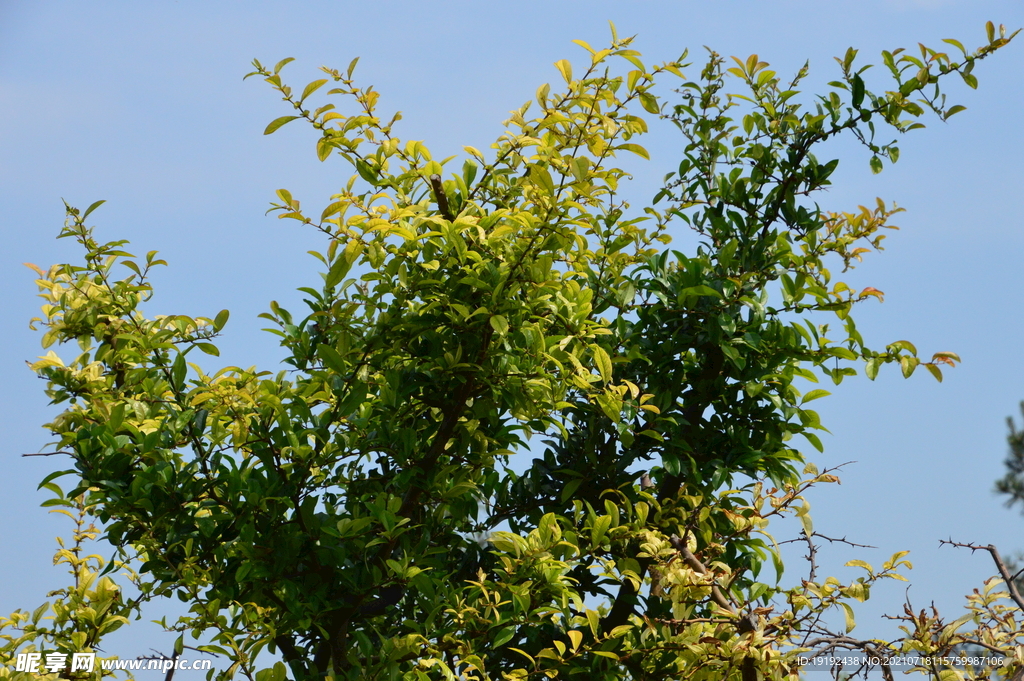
[554,59,573,84]
[489,315,509,335]
[300,79,328,103]
[530,166,556,195]
[586,610,600,637]
[801,389,830,404]
[196,342,220,357]
[638,92,659,114]
[840,602,856,632]
[321,201,346,220]
[591,344,612,382]
[264,115,299,135]
[615,143,649,160]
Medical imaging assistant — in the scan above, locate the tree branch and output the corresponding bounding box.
[940,540,1024,612]
[430,174,454,222]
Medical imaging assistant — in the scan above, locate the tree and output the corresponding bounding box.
[4,21,1019,681]
[996,403,1024,510]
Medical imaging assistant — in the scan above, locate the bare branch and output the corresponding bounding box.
[812,532,876,549]
[940,540,1024,612]
[802,530,818,584]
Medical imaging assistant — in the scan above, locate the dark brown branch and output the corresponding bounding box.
[21,451,75,457]
[810,532,876,549]
[669,536,757,681]
[671,535,735,613]
[801,530,818,584]
[430,174,454,222]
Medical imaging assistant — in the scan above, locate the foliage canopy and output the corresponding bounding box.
[4,22,1022,681]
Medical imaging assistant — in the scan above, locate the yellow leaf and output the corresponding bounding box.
[571,39,595,55]
[554,59,573,84]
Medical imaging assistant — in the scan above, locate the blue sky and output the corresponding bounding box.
[2,1,1023,675]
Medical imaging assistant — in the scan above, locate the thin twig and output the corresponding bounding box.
[812,533,877,549]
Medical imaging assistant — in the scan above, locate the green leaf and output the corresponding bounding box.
[869,155,883,174]
[264,115,299,135]
[888,340,917,354]
[40,481,65,499]
[591,514,612,546]
[196,342,220,356]
[529,166,556,195]
[678,285,722,299]
[325,256,353,288]
[273,57,295,74]
[803,432,824,453]
[942,38,966,54]
[801,389,830,404]
[638,91,660,114]
[213,309,230,332]
[38,469,74,491]
[171,352,187,390]
[317,138,333,162]
[356,159,379,185]
[493,626,516,648]
[109,402,125,432]
[944,104,967,120]
[595,392,620,422]
[489,315,509,335]
[82,199,106,221]
[317,344,347,374]
[851,74,865,108]
[592,344,612,382]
